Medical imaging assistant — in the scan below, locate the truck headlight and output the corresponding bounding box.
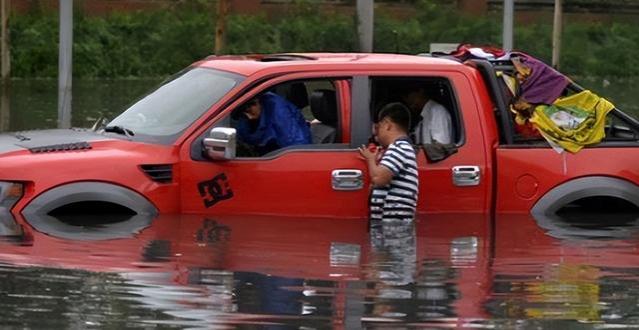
[0,182,23,211]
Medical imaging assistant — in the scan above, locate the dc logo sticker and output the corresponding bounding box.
[198,173,234,208]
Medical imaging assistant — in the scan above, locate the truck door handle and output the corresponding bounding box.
[452,166,481,186]
[332,169,363,191]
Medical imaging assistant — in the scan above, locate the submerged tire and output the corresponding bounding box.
[22,182,158,217]
[23,213,154,241]
[22,182,158,240]
[531,176,639,239]
[531,176,639,216]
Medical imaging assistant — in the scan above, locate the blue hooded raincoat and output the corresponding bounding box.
[237,92,312,153]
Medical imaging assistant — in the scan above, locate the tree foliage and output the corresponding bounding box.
[8,0,639,78]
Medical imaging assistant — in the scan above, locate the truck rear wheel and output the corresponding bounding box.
[531,176,639,239]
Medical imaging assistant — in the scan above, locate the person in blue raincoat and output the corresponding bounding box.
[236,92,312,155]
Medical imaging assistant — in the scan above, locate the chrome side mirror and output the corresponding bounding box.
[203,127,237,160]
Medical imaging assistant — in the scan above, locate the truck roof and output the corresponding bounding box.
[195,52,463,76]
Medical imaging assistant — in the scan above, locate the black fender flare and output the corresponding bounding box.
[22,181,158,217]
[531,176,639,240]
[23,213,155,241]
[531,176,639,216]
[21,182,158,240]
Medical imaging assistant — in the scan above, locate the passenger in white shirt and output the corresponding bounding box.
[401,86,453,145]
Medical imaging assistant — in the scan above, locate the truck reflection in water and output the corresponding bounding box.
[1,211,639,328]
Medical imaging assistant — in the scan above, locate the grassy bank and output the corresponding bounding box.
[9,0,639,78]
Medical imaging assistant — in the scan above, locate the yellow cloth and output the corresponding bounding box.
[530,90,615,153]
[524,264,601,321]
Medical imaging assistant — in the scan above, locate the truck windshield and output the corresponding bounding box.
[107,67,243,143]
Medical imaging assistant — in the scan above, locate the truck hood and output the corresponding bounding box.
[0,128,114,155]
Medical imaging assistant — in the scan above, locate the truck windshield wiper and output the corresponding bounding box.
[104,125,135,137]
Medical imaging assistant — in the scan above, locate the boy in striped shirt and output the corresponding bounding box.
[359,102,419,246]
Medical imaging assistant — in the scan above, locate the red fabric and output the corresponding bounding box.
[514,121,542,138]
[445,44,507,61]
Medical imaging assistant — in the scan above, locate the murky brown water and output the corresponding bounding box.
[0,78,162,132]
[2,213,639,329]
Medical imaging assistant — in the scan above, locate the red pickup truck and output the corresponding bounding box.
[0,53,638,231]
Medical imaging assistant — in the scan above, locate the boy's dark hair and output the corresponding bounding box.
[378,102,411,132]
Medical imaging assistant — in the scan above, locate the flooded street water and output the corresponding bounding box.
[0,78,162,131]
[1,213,639,328]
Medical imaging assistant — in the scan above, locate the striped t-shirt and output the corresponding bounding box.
[369,138,419,223]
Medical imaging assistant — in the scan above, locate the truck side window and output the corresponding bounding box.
[370,77,460,145]
[230,79,341,157]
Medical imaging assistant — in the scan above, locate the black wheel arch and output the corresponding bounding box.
[531,176,639,216]
[530,176,639,240]
[21,182,158,240]
[22,181,158,217]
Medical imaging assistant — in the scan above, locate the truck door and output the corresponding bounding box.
[363,73,491,214]
[178,76,370,218]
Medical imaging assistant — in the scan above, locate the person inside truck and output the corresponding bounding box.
[401,84,453,145]
[235,92,312,156]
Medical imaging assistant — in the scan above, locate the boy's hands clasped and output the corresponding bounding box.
[358,144,380,162]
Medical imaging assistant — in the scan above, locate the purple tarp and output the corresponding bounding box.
[515,53,570,105]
